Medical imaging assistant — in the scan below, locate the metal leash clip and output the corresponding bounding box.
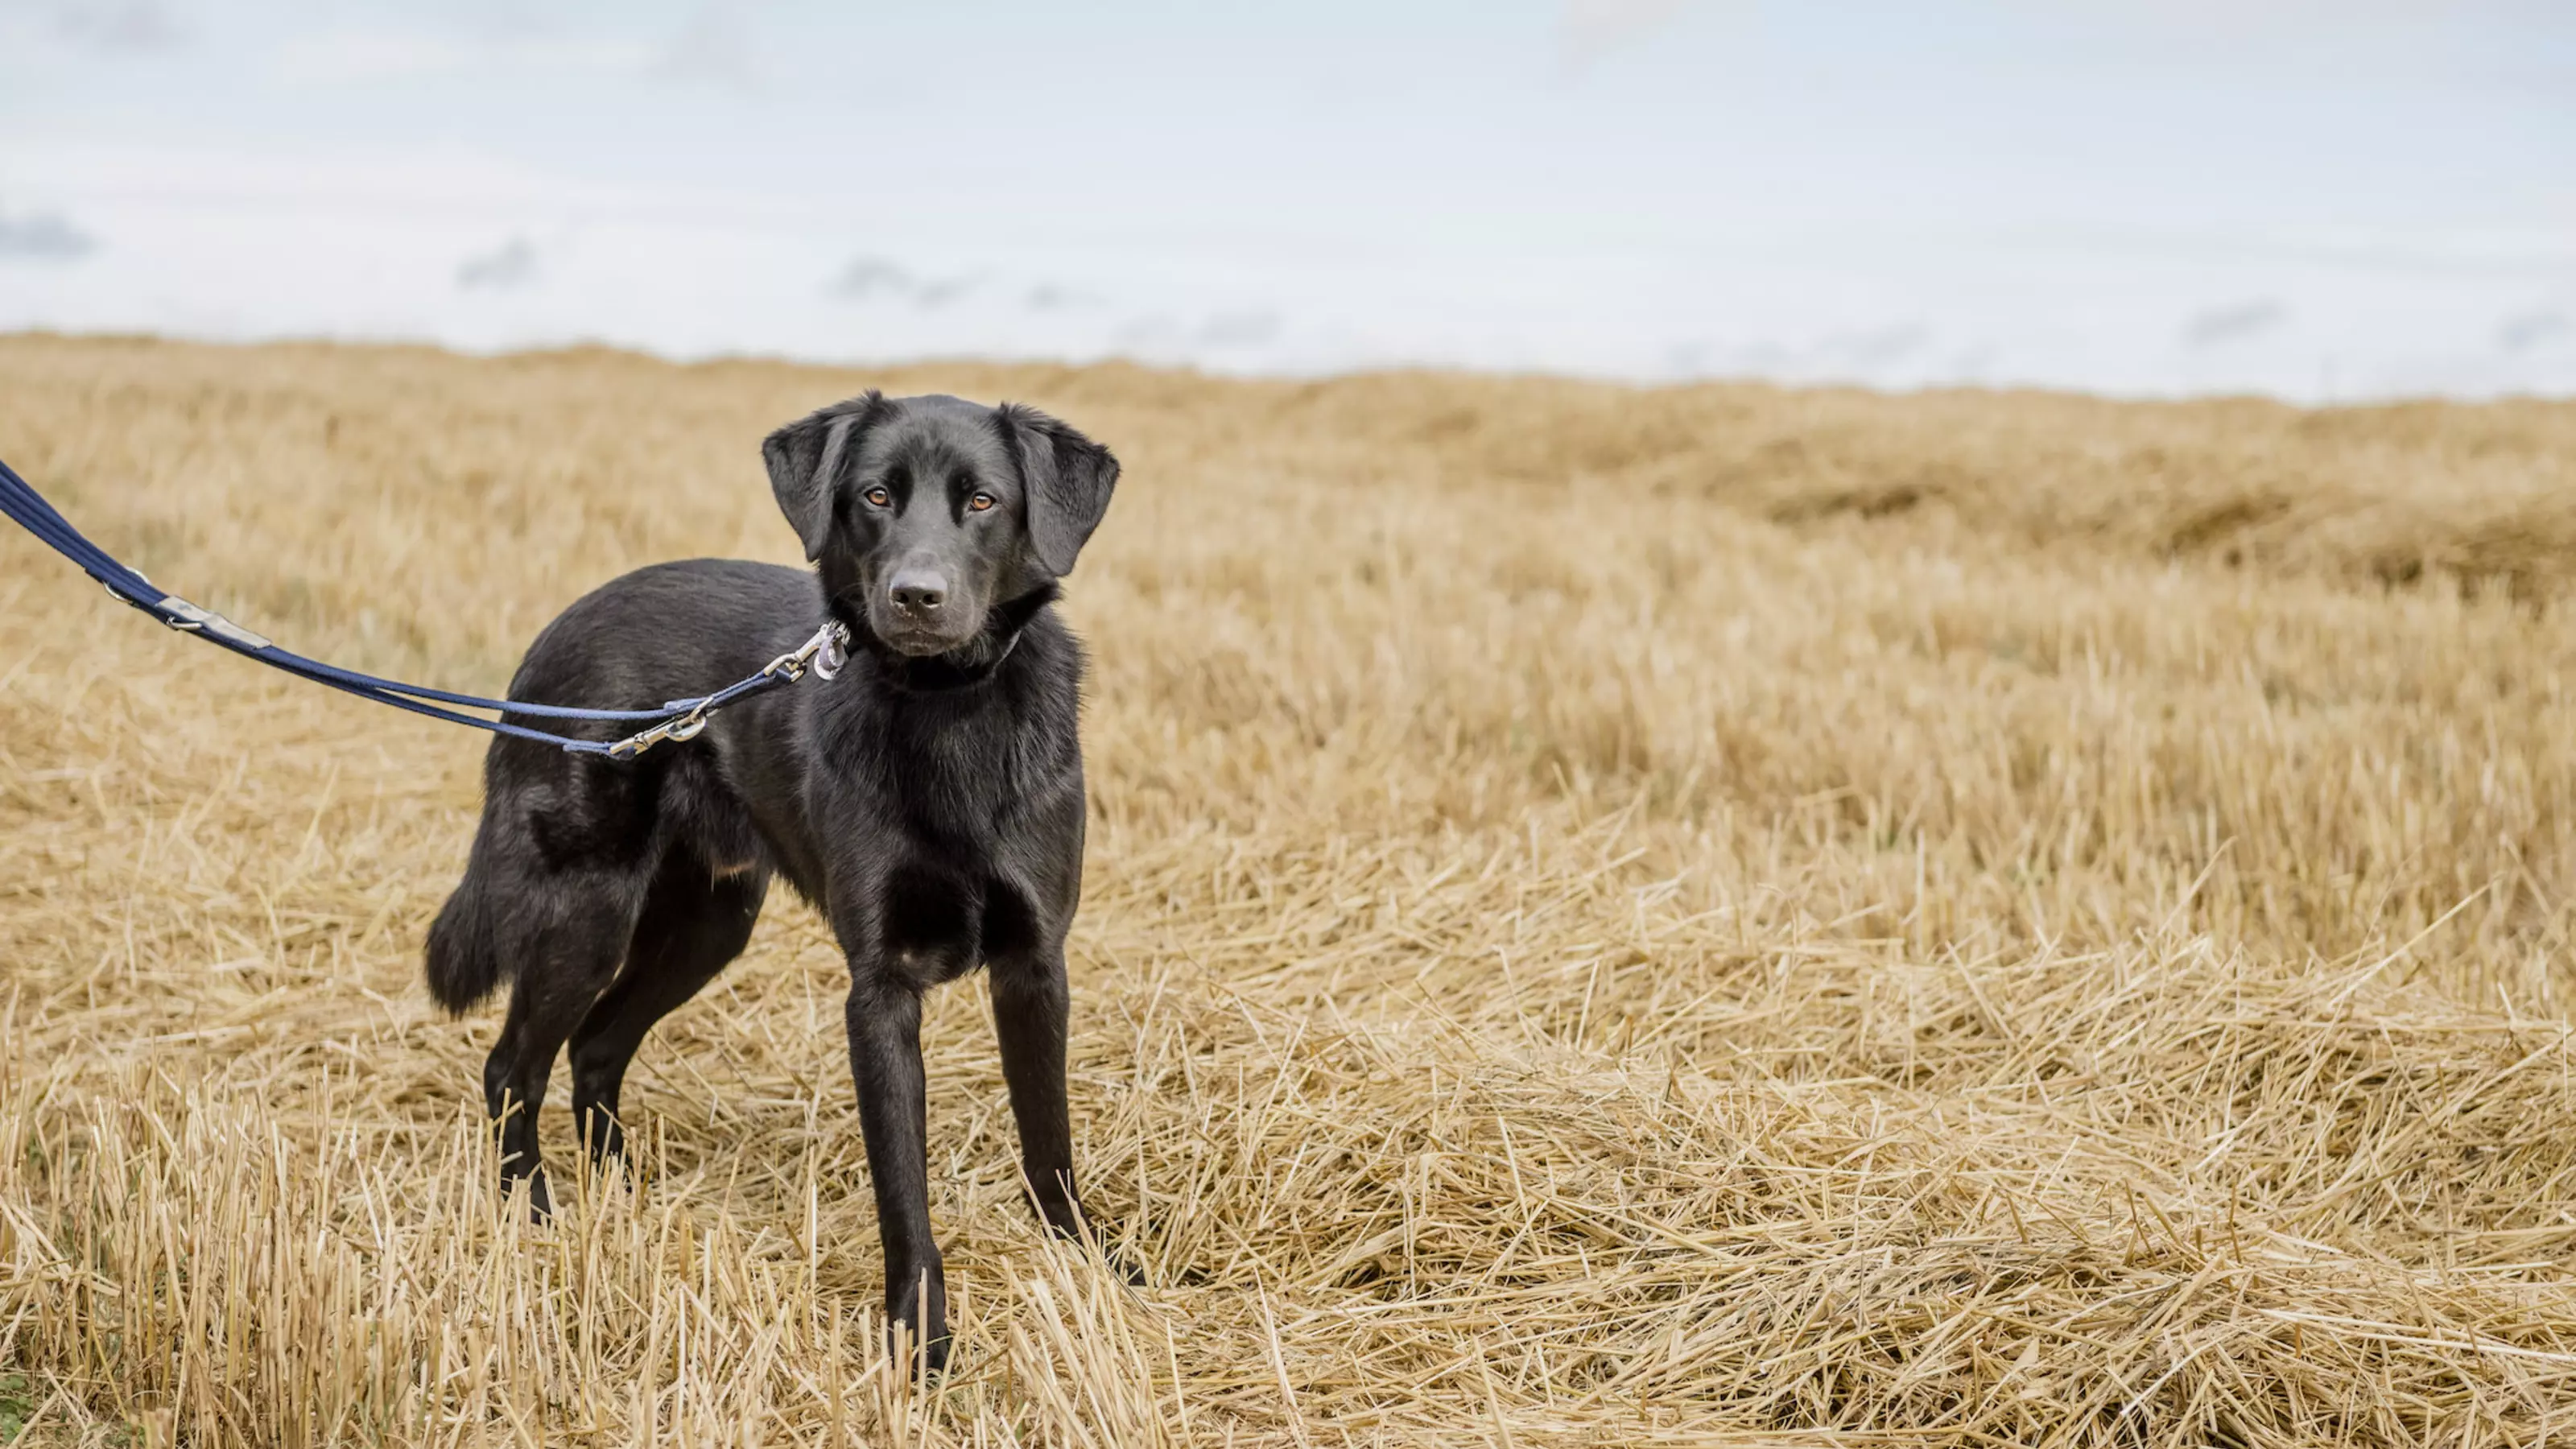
[761,619,851,683]
[605,705,712,760]
[603,621,848,760]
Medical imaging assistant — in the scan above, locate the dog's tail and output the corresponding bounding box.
[424,876,509,1016]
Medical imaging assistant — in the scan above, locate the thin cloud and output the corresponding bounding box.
[1558,0,1689,72]
[457,237,539,290]
[829,258,912,301]
[0,204,99,262]
[1948,343,2004,378]
[1670,327,1934,378]
[2498,309,2570,352]
[1197,310,1282,349]
[2030,0,2514,33]
[1024,283,1104,311]
[1818,323,1930,368]
[47,0,184,54]
[285,10,751,88]
[1730,340,1794,370]
[653,3,759,91]
[2183,299,2290,347]
[828,258,977,308]
[275,30,655,83]
[1113,315,1181,349]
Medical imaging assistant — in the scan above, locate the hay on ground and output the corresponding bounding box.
[2,336,2574,1445]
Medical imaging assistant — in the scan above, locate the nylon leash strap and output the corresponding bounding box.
[0,454,847,758]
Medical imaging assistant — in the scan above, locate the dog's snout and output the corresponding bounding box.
[873,547,975,654]
[888,568,949,616]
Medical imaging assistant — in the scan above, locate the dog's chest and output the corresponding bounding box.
[859,678,1070,833]
[876,857,1043,985]
[809,678,1077,976]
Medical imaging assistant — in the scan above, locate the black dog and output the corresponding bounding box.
[424,390,1119,1373]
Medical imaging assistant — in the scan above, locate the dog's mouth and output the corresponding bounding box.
[878,625,974,658]
[862,608,987,658]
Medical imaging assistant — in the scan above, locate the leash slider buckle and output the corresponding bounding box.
[155,595,274,650]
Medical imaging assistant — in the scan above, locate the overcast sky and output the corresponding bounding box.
[2,0,2570,399]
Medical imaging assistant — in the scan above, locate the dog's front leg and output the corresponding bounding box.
[993,948,1146,1285]
[845,972,949,1376]
[990,949,1082,1238]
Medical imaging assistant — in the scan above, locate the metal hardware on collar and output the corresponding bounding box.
[762,619,850,684]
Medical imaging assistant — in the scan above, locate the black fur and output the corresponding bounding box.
[425,392,1120,1376]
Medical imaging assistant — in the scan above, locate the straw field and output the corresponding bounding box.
[4,333,2576,1446]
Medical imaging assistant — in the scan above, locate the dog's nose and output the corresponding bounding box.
[888,569,948,616]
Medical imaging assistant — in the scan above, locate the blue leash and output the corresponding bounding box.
[0,455,847,758]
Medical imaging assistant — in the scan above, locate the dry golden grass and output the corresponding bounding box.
[3,333,2576,1446]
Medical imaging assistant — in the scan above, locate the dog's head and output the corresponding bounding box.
[762,392,1118,657]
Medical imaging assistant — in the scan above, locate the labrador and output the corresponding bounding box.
[424,390,1120,1373]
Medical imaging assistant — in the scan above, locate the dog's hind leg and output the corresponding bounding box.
[482,873,643,1220]
[568,852,768,1170]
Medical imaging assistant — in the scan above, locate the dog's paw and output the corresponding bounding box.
[1104,1244,1150,1287]
[886,1269,952,1381]
[886,1317,953,1381]
[1044,1215,1150,1286]
[513,1168,556,1226]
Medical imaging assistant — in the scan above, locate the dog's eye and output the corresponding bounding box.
[968,493,996,513]
[864,487,891,509]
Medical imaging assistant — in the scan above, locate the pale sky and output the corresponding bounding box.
[2,0,2571,399]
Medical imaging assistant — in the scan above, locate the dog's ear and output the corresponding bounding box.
[762,391,886,560]
[999,403,1119,577]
